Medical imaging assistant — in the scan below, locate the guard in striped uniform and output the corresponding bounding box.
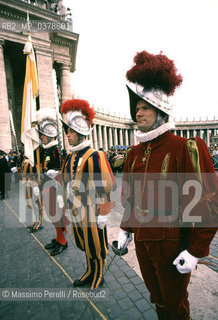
[60,99,116,290]
[22,108,61,233]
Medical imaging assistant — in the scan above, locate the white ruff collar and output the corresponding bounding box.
[42,140,58,149]
[69,140,91,153]
[135,122,175,143]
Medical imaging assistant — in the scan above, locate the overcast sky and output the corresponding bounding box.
[63,0,218,120]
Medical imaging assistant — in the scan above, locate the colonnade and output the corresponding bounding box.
[86,119,217,151]
[172,127,217,147]
[89,124,138,150]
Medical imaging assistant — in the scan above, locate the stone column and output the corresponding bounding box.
[129,130,134,145]
[36,49,55,109]
[103,126,108,151]
[211,129,215,140]
[89,132,93,148]
[187,130,190,139]
[180,130,183,137]
[59,63,72,153]
[108,127,113,149]
[93,124,98,150]
[0,40,11,152]
[119,129,123,145]
[133,130,137,145]
[60,63,72,102]
[98,125,103,149]
[206,129,210,147]
[125,129,129,145]
[200,129,203,139]
[114,128,118,146]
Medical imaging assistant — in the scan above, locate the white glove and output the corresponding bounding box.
[97,215,107,229]
[118,229,132,250]
[57,195,64,209]
[173,250,199,274]
[11,167,18,174]
[33,186,40,197]
[46,169,59,180]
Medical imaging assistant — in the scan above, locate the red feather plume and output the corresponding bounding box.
[61,99,96,125]
[126,51,183,96]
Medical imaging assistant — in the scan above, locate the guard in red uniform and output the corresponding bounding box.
[117,51,218,319]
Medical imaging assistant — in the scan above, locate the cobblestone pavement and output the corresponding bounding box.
[0,175,217,320]
[0,180,157,320]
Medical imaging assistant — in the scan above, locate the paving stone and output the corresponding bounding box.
[122,282,136,293]
[107,263,119,272]
[105,280,121,290]
[142,290,151,302]
[130,275,144,286]
[107,304,124,320]
[135,283,148,294]
[124,269,138,278]
[118,296,134,311]
[1,314,15,320]
[0,303,14,319]
[112,288,127,300]
[143,308,158,320]
[117,276,130,285]
[115,257,128,266]
[100,295,117,308]
[57,301,78,320]
[112,270,124,279]
[117,314,130,320]
[121,307,143,320]
[135,298,151,313]
[128,289,143,302]
[13,302,29,320]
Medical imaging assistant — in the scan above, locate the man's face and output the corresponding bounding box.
[40,134,49,145]
[136,100,158,132]
[67,128,80,146]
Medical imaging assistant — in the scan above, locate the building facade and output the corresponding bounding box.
[0,0,78,152]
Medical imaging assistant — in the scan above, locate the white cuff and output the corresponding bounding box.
[173,250,199,274]
[117,229,132,249]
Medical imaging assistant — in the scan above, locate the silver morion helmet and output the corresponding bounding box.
[62,110,92,136]
[127,83,173,122]
[36,108,59,137]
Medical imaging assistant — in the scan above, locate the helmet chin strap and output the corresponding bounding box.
[44,136,56,144]
[78,133,86,144]
[152,111,168,130]
[47,136,53,143]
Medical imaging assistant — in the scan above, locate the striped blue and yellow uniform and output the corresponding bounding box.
[62,146,116,289]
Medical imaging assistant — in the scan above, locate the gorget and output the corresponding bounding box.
[42,140,58,149]
[69,140,91,153]
[135,122,175,143]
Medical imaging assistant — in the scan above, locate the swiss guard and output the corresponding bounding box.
[116,50,218,319]
[34,107,69,256]
[22,108,61,233]
[60,98,116,290]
